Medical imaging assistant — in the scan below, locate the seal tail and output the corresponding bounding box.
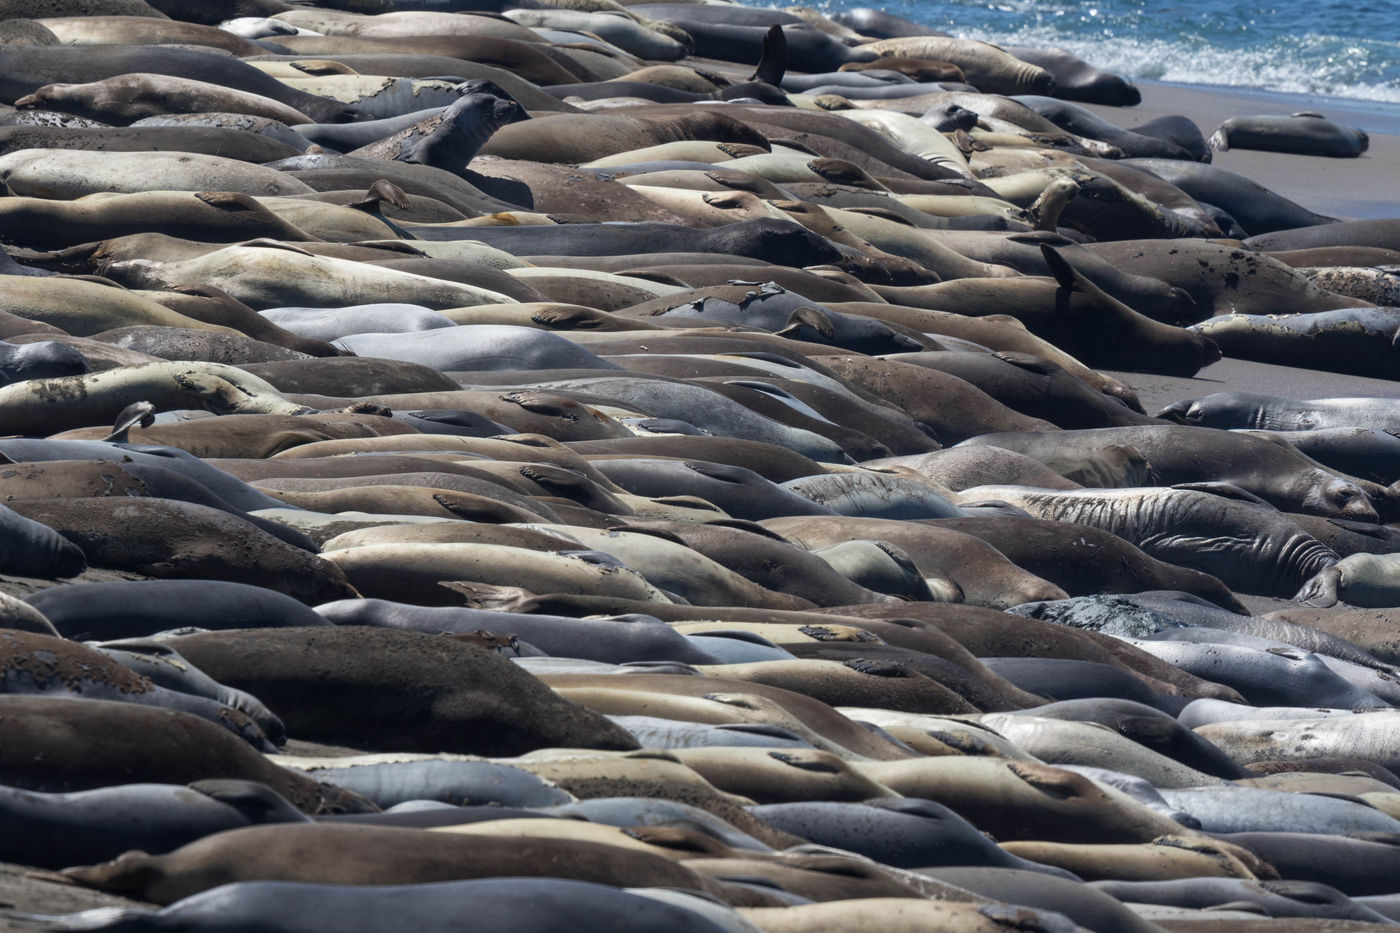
[1207,127,1230,152]
[751,24,787,86]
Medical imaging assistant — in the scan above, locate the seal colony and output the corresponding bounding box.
[1,0,1400,930]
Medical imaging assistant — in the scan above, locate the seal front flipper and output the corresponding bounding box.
[1169,481,1272,507]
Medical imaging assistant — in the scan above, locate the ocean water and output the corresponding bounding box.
[810,0,1400,103]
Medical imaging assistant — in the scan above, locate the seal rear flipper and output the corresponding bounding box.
[348,179,412,213]
[751,24,788,87]
[101,400,155,443]
[1294,565,1342,607]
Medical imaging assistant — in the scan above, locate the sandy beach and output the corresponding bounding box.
[1085,79,1400,220]
[1079,78,1400,405]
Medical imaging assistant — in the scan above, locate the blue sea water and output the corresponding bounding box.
[806,0,1400,103]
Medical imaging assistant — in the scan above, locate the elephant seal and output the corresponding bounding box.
[1004,46,1139,105]
[320,596,722,666]
[8,498,355,604]
[0,360,308,436]
[1191,307,1400,379]
[16,73,315,126]
[857,756,1190,845]
[958,484,1339,597]
[1296,553,1400,608]
[334,326,620,374]
[0,629,275,750]
[959,424,1377,521]
[1210,112,1369,157]
[60,823,735,907]
[0,780,310,870]
[1125,158,1337,235]
[25,878,748,933]
[749,799,1075,876]
[762,515,1067,608]
[0,147,314,198]
[1088,878,1391,923]
[0,45,356,123]
[349,92,523,169]
[1010,95,1194,159]
[167,626,637,756]
[927,516,1243,611]
[0,337,87,385]
[285,758,573,811]
[1211,832,1400,897]
[1159,392,1400,433]
[26,578,328,641]
[861,37,1052,94]
[0,696,370,813]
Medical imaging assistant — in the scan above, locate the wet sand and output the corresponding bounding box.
[1105,357,1400,418]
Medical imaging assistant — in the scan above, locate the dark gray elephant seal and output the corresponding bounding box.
[350,92,524,169]
[32,877,744,932]
[1210,112,1369,157]
[0,780,310,870]
[1159,392,1400,433]
[1011,95,1195,159]
[1004,46,1140,106]
[748,799,1076,876]
[1125,158,1337,235]
[1190,307,1400,379]
[0,337,88,385]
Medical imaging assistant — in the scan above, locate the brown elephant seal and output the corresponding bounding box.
[62,823,733,906]
[7,497,356,604]
[0,190,316,250]
[166,626,636,756]
[856,757,1192,845]
[0,696,370,813]
[762,515,1067,609]
[926,516,1245,612]
[16,73,314,125]
[479,108,769,165]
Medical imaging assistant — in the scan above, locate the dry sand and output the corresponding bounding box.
[1082,80,1400,401]
[1083,80,1400,220]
